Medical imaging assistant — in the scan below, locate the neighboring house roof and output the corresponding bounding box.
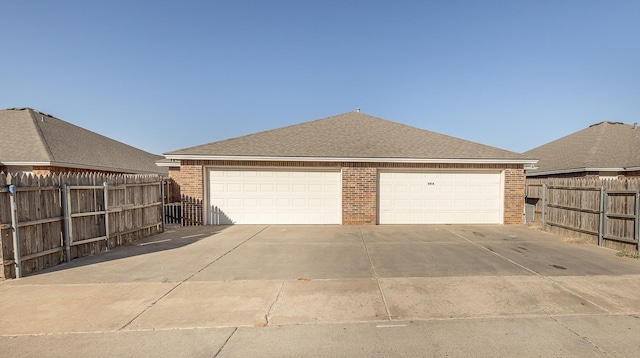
[166,111,534,164]
[0,107,166,175]
[524,121,640,176]
[156,158,180,167]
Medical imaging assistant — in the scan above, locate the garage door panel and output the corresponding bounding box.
[379,171,502,224]
[260,184,274,192]
[243,184,258,192]
[209,169,341,224]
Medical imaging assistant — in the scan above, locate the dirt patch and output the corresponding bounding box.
[561,237,589,244]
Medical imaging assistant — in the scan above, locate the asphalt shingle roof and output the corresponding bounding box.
[524,121,640,175]
[167,111,526,160]
[0,108,166,174]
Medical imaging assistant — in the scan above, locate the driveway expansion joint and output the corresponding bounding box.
[118,226,270,331]
[548,316,612,356]
[184,225,270,283]
[359,227,391,321]
[441,226,613,315]
[213,326,238,358]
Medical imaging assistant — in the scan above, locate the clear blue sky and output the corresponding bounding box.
[2,1,639,155]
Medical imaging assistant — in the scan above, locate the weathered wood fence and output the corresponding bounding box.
[526,177,640,252]
[0,172,164,279]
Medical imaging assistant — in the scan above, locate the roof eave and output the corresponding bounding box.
[526,167,626,177]
[156,160,180,168]
[0,160,163,175]
[0,161,52,166]
[164,154,537,165]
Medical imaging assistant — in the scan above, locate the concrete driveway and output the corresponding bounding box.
[1,225,640,357]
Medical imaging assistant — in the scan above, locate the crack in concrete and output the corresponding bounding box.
[118,226,270,331]
[359,228,392,321]
[265,280,285,326]
[213,326,238,358]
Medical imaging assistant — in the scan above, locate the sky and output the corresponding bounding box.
[1,1,639,156]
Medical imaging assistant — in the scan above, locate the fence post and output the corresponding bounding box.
[61,184,72,263]
[635,191,640,253]
[160,180,166,232]
[541,184,547,231]
[8,185,22,279]
[103,182,109,251]
[598,186,605,247]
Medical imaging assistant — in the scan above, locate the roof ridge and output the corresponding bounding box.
[165,111,359,154]
[26,108,56,161]
[589,120,626,127]
[166,111,525,159]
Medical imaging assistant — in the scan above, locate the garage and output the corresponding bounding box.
[378,171,503,224]
[165,112,533,225]
[208,169,341,224]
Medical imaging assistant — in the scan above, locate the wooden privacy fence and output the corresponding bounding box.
[0,172,164,279]
[526,177,640,252]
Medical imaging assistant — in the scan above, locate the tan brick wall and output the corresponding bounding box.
[178,160,526,225]
[504,167,525,224]
[179,165,204,200]
[342,167,377,225]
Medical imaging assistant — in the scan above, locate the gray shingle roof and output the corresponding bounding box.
[524,121,640,175]
[0,108,166,175]
[166,111,527,161]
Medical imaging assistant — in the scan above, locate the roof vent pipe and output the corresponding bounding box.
[634,123,637,129]
[356,107,360,113]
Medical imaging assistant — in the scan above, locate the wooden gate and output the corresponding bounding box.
[61,183,109,263]
[601,190,639,250]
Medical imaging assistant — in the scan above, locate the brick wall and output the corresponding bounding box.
[504,167,525,224]
[178,165,204,200]
[342,167,377,225]
[623,170,640,177]
[177,160,526,225]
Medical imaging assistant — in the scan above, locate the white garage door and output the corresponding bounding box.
[208,169,341,224]
[379,171,503,224]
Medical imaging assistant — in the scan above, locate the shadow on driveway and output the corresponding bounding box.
[13,225,232,283]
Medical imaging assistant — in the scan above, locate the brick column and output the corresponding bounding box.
[342,167,377,225]
[504,167,525,224]
[179,165,204,200]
